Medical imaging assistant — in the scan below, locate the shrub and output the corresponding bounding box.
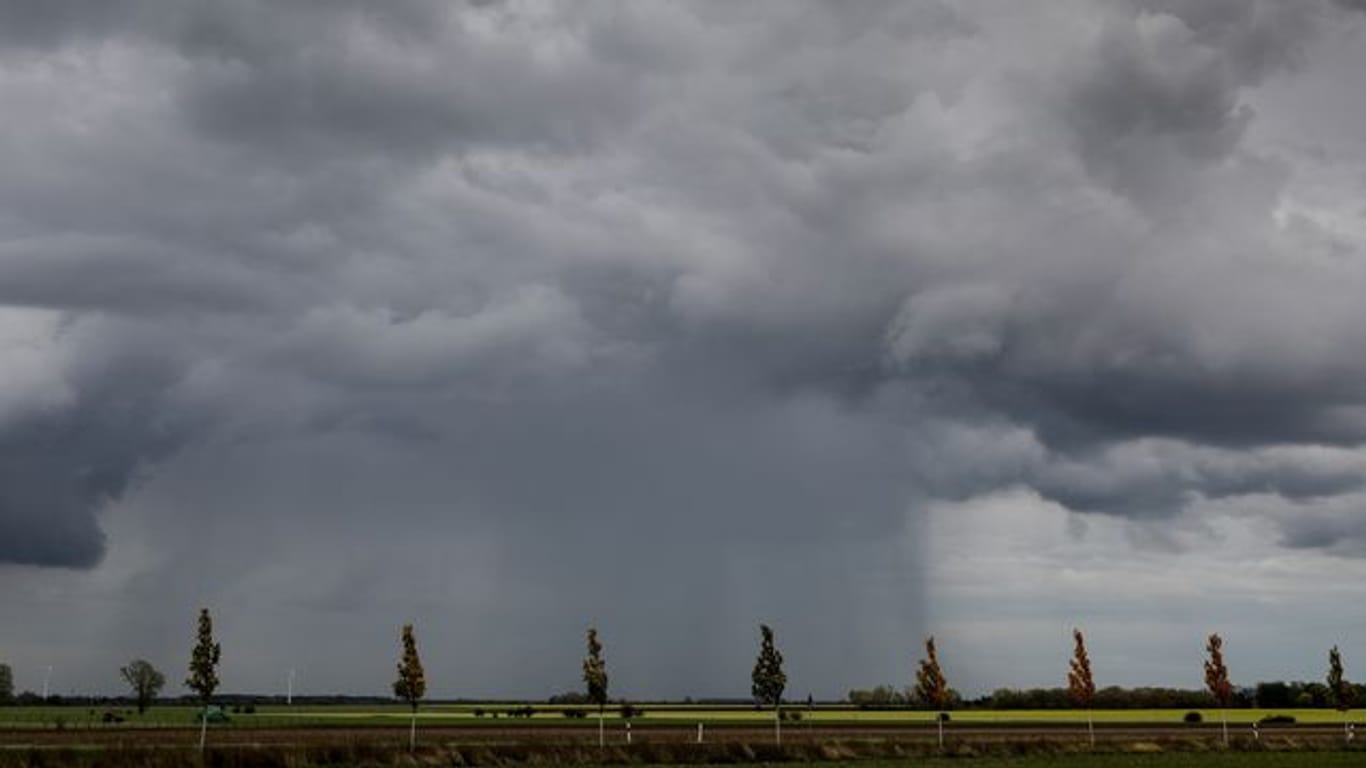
[938,712,952,722]
[1259,714,1296,725]
[1183,711,1203,724]
[562,708,587,719]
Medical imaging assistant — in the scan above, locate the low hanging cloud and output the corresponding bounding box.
[0,310,192,566]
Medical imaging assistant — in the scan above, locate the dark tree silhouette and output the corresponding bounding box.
[751,624,787,744]
[120,659,165,715]
[185,608,221,751]
[1328,645,1354,742]
[582,627,609,747]
[393,624,426,751]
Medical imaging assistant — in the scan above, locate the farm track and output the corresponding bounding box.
[0,723,1357,748]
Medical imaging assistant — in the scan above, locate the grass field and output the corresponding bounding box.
[3,742,1366,768]
[0,704,1360,729]
[4,705,1366,768]
[829,758,1366,767]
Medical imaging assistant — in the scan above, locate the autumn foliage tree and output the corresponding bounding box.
[915,636,949,748]
[1067,629,1096,746]
[751,624,787,744]
[185,608,221,751]
[392,624,426,751]
[1203,633,1232,744]
[582,627,609,747]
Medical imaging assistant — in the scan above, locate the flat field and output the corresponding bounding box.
[0,704,1359,729]
[825,758,1366,767]
[4,706,1366,768]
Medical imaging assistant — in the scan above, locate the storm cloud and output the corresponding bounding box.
[3,0,1366,696]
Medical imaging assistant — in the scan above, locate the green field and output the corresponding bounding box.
[0,704,1360,729]
[813,758,1366,768]
[3,707,1366,768]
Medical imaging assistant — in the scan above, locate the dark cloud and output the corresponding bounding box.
[0,333,189,566]
[1,0,1366,694]
[1137,0,1320,81]
[0,0,166,49]
[1061,1,1322,208]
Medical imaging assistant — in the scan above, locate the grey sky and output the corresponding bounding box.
[3,0,1366,700]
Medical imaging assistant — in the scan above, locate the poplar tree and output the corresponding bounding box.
[0,663,12,703]
[751,624,787,745]
[1328,645,1354,741]
[582,627,609,747]
[185,608,221,751]
[392,624,426,751]
[1203,634,1232,745]
[1067,628,1096,747]
[915,636,949,748]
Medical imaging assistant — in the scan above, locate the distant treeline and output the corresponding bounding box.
[0,692,771,708]
[9,685,1366,711]
[847,683,1366,709]
[1250,681,1366,709]
[0,693,398,707]
[979,687,1224,710]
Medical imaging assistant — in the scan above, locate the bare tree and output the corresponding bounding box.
[1067,629,1096,747]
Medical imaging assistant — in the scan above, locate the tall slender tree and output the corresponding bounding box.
[392,624,426,752]
[582,627,609,748]
[1203,634,1232,745]
[0,663,12,703]
[751,624,787,745]
[915,636,949,748]
[185,608,221,751]
[1328,645,1354,742]
[1067,629,1096,747]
